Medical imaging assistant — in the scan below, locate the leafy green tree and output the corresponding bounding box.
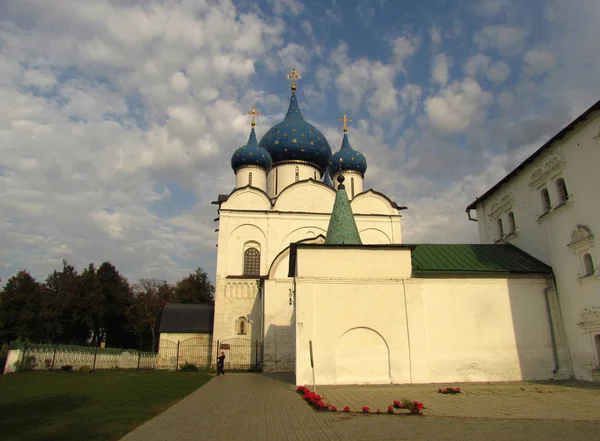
[0,271,44,343]
[174,268,215,304]
[131,279,176,351]
[42,260,88,344]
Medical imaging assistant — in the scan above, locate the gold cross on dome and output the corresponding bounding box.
[247,107,260,127]
[286,68,302,90]
[338,113,352,133]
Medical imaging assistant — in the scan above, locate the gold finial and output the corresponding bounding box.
[286,68,302,90]
[338,113,352,133]
[247,107,260,127]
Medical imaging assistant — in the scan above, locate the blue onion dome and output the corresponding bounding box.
[231,127,273,172]
[259,91,332,173]
[328,132,367,176]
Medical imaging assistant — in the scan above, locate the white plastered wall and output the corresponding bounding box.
[236,167,267,193]
[295,246,566,385]
[473,110,600,380]
[213,180,404,371]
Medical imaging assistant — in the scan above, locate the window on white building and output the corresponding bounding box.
[556,178,569,204]
[497,218,504,239]
[541,188,551,213]
[583,253,595,276]
[508,212,516,233]
[275,168,278,195]
[236,317,248,335]
[295,165,299,182]
[248,172,253,187]
[243,248,260,276]
[351,177,355,198]
[314,171,317,179]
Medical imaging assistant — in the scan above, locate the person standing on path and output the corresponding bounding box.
[217,351,226,376]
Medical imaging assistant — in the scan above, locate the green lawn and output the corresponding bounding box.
[0,370,212,441]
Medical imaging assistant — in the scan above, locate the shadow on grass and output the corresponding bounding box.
[0,394,89,441]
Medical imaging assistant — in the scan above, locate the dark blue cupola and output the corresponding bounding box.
[259,69,332,173]
[231,124,272,172]
[328,114,367,176]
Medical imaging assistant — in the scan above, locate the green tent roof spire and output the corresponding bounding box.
[325,175,362,245]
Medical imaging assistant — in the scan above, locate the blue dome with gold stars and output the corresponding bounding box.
[259,91,332,172]
[328,133,367,176]
[231,128,273,172]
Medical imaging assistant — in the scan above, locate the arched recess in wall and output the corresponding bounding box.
[351,190,397,215]
[336,327,390,384]
[268,235,326,280]
[278,226,327,255]
[358,228,392,245]
[273,180,336,213]
[222,187,271,211]
[227,224,266,275]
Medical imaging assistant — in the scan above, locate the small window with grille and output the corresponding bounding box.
[243,248,260,276]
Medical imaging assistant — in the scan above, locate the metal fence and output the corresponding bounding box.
[158,337,263,371]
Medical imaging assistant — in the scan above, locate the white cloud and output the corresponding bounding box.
[524,50,557,76]
[473,25,527,54]
[391,36,418,72]
[401,84,423,114]
[424,78,493,135]
[430,27,442,47]
[497,91,515,109]
[431,54,452,86]
[475,0,510,17]
[487,60,510,84]
[270,0,305,16]
[0,0,286,283]
[464,54,491,77]
[332,43,398,119]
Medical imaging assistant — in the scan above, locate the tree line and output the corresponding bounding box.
[0,260,214,351]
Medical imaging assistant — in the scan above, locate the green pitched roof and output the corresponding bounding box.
[410,244,552,275]
[325,177,362,245]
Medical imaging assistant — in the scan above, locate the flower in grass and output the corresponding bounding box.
[362,406,370,414]
[376,409,381,414]
[393,400,401,409]
[387,406,394,414]
[343,406,351,412]
[331,405,337,412]
[437,388,442,392]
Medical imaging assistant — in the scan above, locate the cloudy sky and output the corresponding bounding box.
[1,0,598,284]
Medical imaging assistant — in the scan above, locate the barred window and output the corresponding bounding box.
[584,253,595,276]
[275,168,278,195]
[351,177,355,198]
[497,218,504,239]
[556,178,568,204]
[541,188,551,213]
[508,212,516,233]
[243,248,260,276]
[295,165,299,182]
[248,172,253,186]
[237,317,248,335]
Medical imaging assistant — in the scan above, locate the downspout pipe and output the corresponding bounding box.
[543,283,560,374]
[547,270,574,378]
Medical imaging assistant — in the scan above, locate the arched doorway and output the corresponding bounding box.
[336,327,390,384]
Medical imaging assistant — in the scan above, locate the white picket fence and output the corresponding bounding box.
[4,344,157,373]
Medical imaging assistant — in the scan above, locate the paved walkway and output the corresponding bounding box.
[121,374,600,441]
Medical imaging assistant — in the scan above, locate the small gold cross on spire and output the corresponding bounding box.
[286,68,302,90]
[247,107,260,127]
[338,113,352,133]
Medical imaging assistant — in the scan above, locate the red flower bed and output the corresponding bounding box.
[438,387,461,394]
[296,386,425,416]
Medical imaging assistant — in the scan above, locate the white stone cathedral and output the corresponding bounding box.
[211,71,597,385]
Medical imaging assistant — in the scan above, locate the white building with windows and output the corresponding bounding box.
[466,99,600,381]
[210,71,586,385]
